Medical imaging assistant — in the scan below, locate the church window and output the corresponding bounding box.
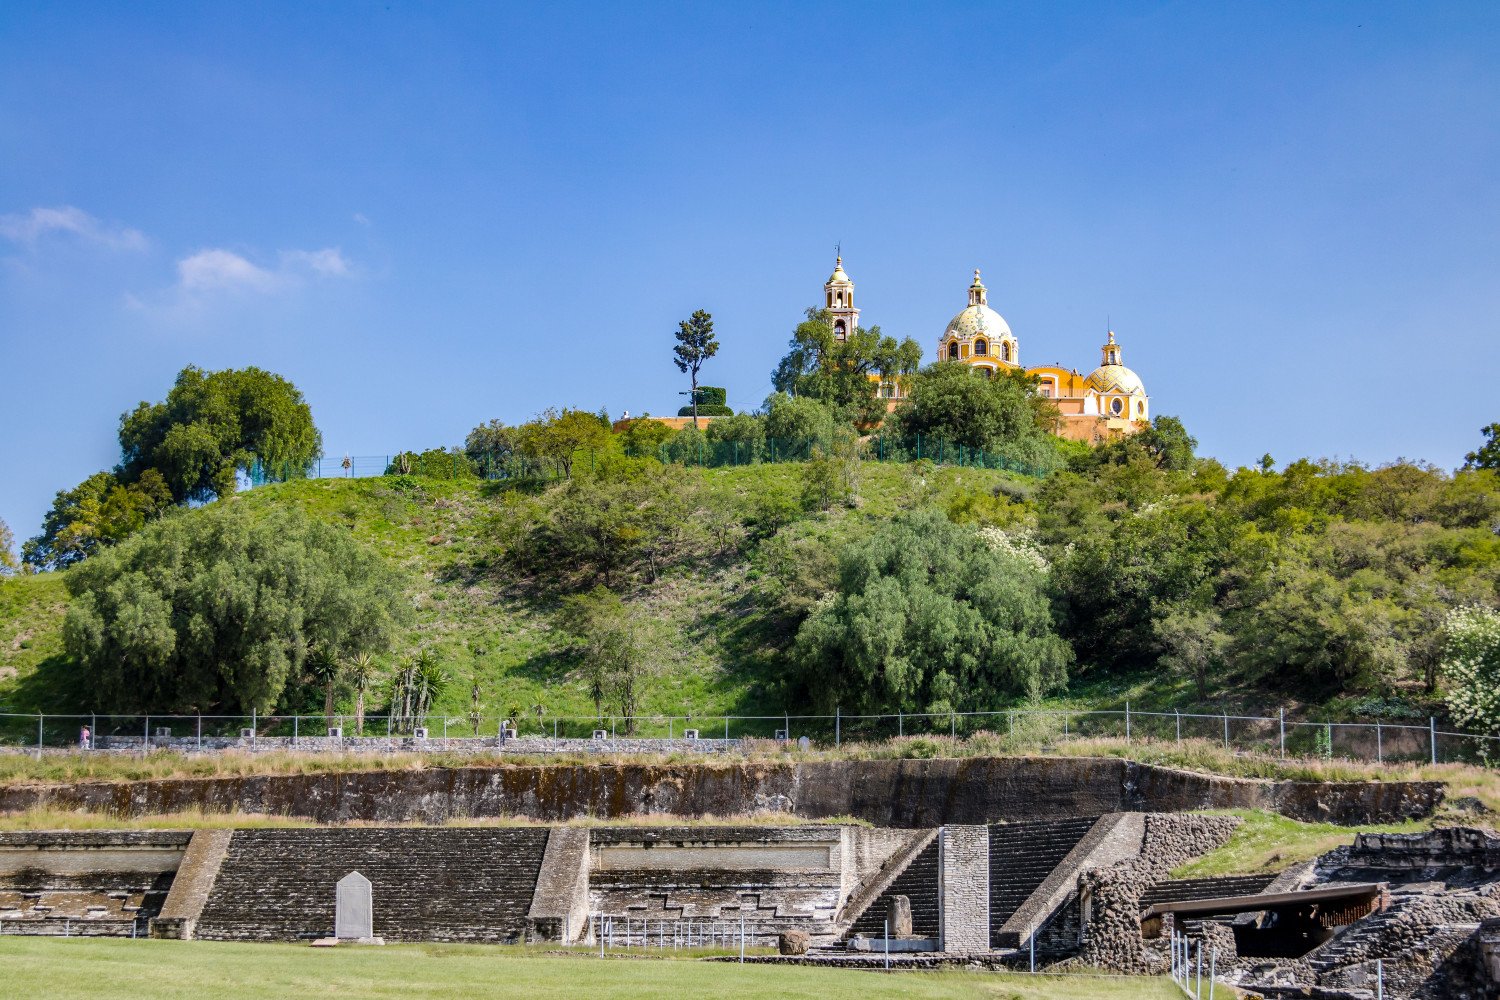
[1110,397,1124,415]
[947,342,959,360]
[974,339,987,356]
[1001,342,1011,362]
[1040,380,1053,398]
[834,319,846,339]
[978,367,992,379]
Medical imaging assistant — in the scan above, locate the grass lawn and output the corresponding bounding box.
[1171,808,1428,877]
[0,938,1182,999]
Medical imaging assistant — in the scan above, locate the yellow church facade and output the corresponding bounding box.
[826,259,1149,443]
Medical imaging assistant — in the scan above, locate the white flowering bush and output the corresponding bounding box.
[977,526,1050,573]
[1441,605,1500,735]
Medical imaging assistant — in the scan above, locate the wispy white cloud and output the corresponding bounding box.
[281,247,351,278]
[130,244,354,315]
[0,205,148,251]
[173,245,352,295]
[177,248,278,293]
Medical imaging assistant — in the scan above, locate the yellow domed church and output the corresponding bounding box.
[826,258,1149,443]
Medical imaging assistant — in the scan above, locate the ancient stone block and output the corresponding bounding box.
[888,894,913,937]
[779,929,810,955]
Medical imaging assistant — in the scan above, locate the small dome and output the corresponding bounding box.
[945,303,1012,342]
[1085,364,1146,396]
[828,257,852,284]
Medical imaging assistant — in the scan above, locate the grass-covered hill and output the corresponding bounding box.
[1,461,1041,723]
[5,445,1498,735]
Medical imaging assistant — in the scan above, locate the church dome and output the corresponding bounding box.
[945,303,1012,341]
[1085,363,1146,395]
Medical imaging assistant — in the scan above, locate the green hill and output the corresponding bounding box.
[0,461,1033,724]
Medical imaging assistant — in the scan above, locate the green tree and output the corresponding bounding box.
[763,392,837,455]
[387,651,448,734]
[616,417,675,458]
[515,408,612,477]
[1051,497,1230,674]
[705,412,766,463]
[772,309,923,424]
[1464,424,1500,471]
[791,511,1071,712]
[24,470,172,570]
[383,447,477,479]
[559,586,656,732]
[119,365,322,501]
[0,517,17,575]
[347,651,378,736]
[800,438,860,512]
[673,309,719,428]
[464,420,518,473]
[1441,605,1500,735]
[1153,602,1229,700]
[892,361,1061,471]
[62,504,409,713]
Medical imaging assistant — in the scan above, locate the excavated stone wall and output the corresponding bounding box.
[0,757,1442,827]
[1076,814,1242,972]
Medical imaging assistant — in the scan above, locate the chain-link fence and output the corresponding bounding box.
[1,704,1492,766]
[243,431,1051,490]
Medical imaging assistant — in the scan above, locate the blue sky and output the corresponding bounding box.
[2,2,1498,543]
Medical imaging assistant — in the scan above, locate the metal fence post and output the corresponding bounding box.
[1222,712,1229,750]
[1279,707,1285,757]
[1431,717,1438,765]
[293,715,298,745]
[37,713,43,751]
[1176,709,1181,743]
[898,710,903,738]
[835,706,840,747]
[724,716,729,741]
[1125,701,1130,742]
[1376,721,1383,764]
[197,714,202,750]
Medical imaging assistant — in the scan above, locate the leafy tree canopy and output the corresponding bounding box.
[892,361,1062,472]
[119,365,322,501]
[672,310,720,425]
[771,308,923,424]
[1465,423,1500,471]
[791,510,1071,713]
[515,408,612,476]
[0,517,17,575]
[23,470,172,570]
[464,420,519,470]
[62,503,410,713]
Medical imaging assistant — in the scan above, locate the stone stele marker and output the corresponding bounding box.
[335,871,374,941]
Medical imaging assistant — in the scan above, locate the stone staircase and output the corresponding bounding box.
[1140,874,1278,908]
[193,828,549,942]
[0,873,173,937]
[989,817,1097,948]
[1305,899,1409,973]
[846,838,940,940]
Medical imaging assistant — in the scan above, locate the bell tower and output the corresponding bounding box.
[824,253,860,342]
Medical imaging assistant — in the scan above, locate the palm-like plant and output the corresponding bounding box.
[347,652,378,736]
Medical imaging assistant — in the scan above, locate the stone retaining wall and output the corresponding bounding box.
[0,757,1443,828]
